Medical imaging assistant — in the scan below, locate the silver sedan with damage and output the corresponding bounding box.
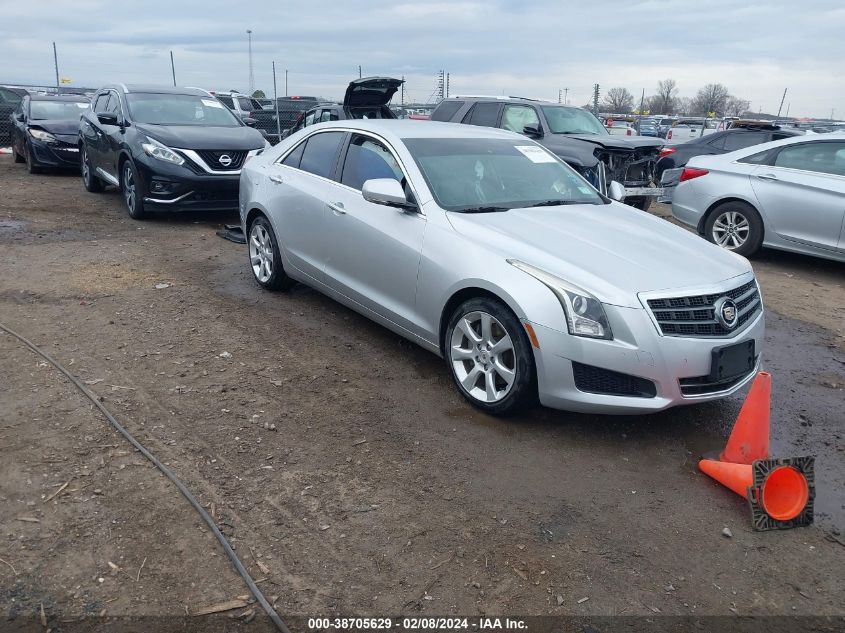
[239,120,764,415]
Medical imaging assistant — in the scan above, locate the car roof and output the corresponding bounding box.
[699,131,845,163]
[29,94,90,102]
[442,96,557,106]
[307,119,523,140]
[106,84,210,97]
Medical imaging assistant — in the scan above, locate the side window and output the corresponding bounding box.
[463,102,501,127]
[280,140,306,168]
[237,97,253,111]
[500,105,541,134]
[738,150,771,165]
[431,100,464,122]
[771,133,792,141]
[341,134,404,191]
[774,142,845,176]
[707,134,727,150]
[318,109,338,123]
[304,111,317,127]
[105,92,121,116]
[298,131,345,179]
[93,93,110,113]
[217,96,235,109]
[722,132,766,151]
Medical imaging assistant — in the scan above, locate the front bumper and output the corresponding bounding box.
[529,302,764,415]
[134,153,241,212]
[29,139,81,169]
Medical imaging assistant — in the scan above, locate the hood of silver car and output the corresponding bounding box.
[447,202,752,307]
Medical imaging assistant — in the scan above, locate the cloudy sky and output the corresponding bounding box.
[2,0,843,118]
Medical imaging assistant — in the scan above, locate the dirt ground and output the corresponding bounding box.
[0,157,843,629]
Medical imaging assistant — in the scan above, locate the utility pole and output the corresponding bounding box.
[592,84,600,114]
[639,88,645,117]
[564,87,569,104]
[558,89,561,104]
[776,88,787,119]
[446,73,450,98]
[247,29,254,95]
[52,42,60,94]
[170,50,176,86]
[400,76,405,106]
[285,69,288,97]
[437,70,445,101]
[831,108,836,121]
[358,65,362,79]
[785,103,790,118]
[272,62,282,142]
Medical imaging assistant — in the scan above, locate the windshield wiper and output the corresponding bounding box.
[527,200,585,207]
[456,206,510,214]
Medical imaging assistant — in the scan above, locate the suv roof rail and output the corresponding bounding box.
[451,95,546,102]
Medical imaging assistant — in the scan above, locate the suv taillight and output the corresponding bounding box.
[667,130,673,139]
[679,167,709,182]
[659,147,676,158]
[626,128,632,136]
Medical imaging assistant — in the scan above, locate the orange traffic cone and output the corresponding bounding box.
[699,456,815,530]
[720,371,771,464]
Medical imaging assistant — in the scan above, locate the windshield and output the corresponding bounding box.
[126,93,242,126]
[29,100,89,120]
[404,137,604,212]
[541,106,607,135]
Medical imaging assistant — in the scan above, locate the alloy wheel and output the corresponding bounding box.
[712,211,749,250]
[450,311,517,403]
[249,223,274,283]
[123,163,136,213]
[81,149,90,184]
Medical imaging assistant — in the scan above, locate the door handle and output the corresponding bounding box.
[756,173,778,181]
[327,201,346,215]
[268,174,284,184]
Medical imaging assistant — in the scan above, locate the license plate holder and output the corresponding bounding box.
[709,340,755,382]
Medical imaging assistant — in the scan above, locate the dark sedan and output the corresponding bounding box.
[10,94,90,173]
[79,85,266,219]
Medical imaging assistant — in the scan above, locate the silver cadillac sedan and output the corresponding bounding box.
[239,120,764,415]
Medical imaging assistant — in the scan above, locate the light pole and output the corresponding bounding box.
[247,29,254,95]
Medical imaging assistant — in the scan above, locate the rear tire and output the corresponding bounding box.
[704,201,764,257]
[445,297,537,416]
[248,215,295,291]
[121,159,147,220]
[81,145,104,193]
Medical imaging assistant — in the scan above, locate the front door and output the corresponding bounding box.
[321,133,427,333]
[750,140,845,252]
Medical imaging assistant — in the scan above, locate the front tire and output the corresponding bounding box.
[121,159,147,220]
[13,142,25,163]
[24,143,41,174]
[445,297,536,416]
[81,145,104,192]
[704,201,764,257]
[248,215,295,291]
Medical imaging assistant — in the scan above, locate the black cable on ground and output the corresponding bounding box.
[0,320,291,633]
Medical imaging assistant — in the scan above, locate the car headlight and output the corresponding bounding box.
[508,260,613,340]
[141,136,184,165]
[29,129,58,143]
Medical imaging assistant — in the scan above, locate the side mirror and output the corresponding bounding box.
[97,112,119,126]
[362,178,414,210]
[243,117,257,127]
[607,181,625,202]
[15,113,25,122]
[523,125,542,137]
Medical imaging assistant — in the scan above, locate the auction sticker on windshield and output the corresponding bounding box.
[514,145,556,163]
[202,99,224,108]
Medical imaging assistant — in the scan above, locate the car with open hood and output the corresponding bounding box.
[281,77,403,139]
[239,120,763,415]
[431,97,664,210]
[78,84,266,219]
[10,94,90,173]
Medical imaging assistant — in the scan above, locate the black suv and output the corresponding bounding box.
[79,84,266,219]
[282,77,403,139]
[431,97,664,209]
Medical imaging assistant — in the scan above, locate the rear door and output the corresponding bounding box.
[461,102,502,128]
[320,132,427,333]
[83,92,112,176]
[263,130,346,283]
[750,140,845,252]
[98,91,125,181]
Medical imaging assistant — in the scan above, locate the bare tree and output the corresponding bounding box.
[692,83,730,116]
[601,87,634,114]
[725,96,751,117]
[650,79,678,114]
